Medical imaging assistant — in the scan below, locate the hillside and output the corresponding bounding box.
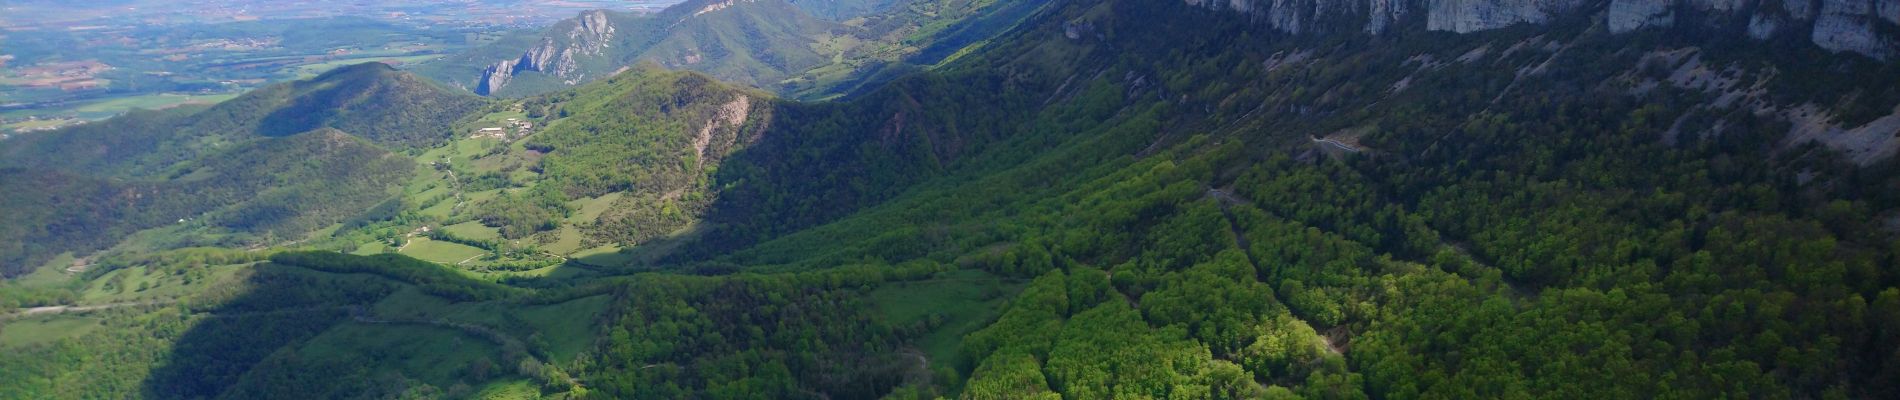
[0,63,480,179]
[0,129,412,277]
[787,0,910,19]
[4,0,1900,398]
[417,0,1053,99]
[415,0,839,97]
[0,64,461,276]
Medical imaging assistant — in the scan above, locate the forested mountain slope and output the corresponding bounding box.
[0,129,412,278]
[0,63,479,178]
[0,64,469,277]
[4,0,1900,398]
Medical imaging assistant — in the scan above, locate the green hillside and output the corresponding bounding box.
[0,63,480,179]
[0,129,413,277]
[0,64,465,276]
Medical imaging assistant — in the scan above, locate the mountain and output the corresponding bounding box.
[775,0,1056,98]
[416,0,839,97]
[1184,0,1900,59]
[0,63,462,276]
[787,0,910,19]
[0,129,412,277]
[0,63,480,178]
[6,0,1900,398]
[417,0,1053,98]
[435,62,1039,263]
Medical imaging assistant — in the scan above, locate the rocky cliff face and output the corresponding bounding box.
[1184,0,1900,59]
[476,10,619,95]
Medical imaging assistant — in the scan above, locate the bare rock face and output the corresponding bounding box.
[1426,0,1589,32]
[1366,0,1413,32]
[1183,0,1900,60]
[475,10,620,95]
[1813,0,1893,59]
[1748,13,1781,39]
[1609,0,1674,33]
[567,10,617,56]
[476,59,519,96]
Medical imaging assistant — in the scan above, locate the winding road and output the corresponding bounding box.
[8,301,171,318]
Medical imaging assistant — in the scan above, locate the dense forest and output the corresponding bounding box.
[4,0,1900,398]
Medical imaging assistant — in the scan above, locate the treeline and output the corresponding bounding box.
[679,69,1048,261]
[268,251,522,302]
[471,187,571,239]
[0,263,402,399]
[581,261,952,399]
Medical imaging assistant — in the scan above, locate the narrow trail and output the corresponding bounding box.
[348,306,525,354]
[8,301,173,319]
[1206,187,1346,357]
[347,305,568,387]
[1207,188,1265,269]
[1310,136,1362,153]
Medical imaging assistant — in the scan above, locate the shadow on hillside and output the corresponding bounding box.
[136,263,369,398]
[137,261,507,399]
[651,68,1056,267]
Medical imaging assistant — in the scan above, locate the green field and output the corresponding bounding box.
[869,269,1023,367]
[443,221,503,241]
[292,323,505,388]
[17,252,76,287]
[468,263,592,281]
[398,238,488,265]
[0,315,102,348]
[418,195,461,218]
[538,226,586,255]
[472,380,542,400]
[79,263,248,304]
[70,93,238,116]
[570,246,631,268]
[2,93,241,125]
[1,118,77,133]
[370,287,609,362]
[352,242,391,255]
[566,192,624,223]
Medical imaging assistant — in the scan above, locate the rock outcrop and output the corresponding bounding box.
[1607,0,1672,32]
[476,10,620,95]
[1184,0,1900,59]
[1426,0,1590,32]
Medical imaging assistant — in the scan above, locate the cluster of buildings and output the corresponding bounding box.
[473,117,535,140]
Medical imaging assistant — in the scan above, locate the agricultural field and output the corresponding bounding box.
[443,222,502,242]
[0,315,101,348]
[397,238,488,265]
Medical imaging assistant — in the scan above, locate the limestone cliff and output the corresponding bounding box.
[1184,0,1900,59]
[476,10,618,95]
